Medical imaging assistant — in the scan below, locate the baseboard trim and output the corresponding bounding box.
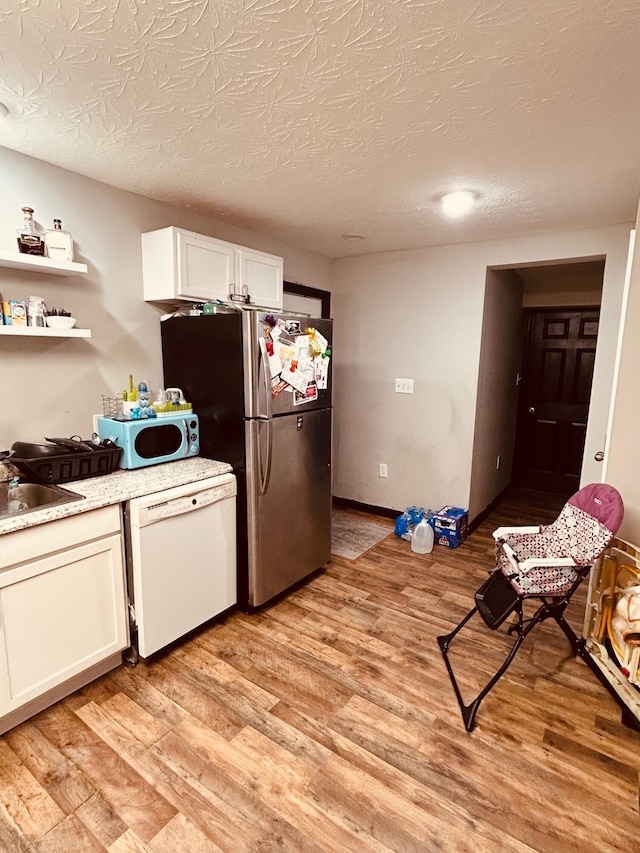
[468,484,511,534]
[332,496,398,520]
[334,487,512,530]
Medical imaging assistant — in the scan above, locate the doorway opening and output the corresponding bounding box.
[469,258,605,519]
[283,281,331,318]
[513,305,600,495]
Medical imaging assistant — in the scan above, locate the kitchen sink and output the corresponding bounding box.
[0,481,84,520]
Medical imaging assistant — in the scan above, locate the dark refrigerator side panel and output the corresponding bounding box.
[161,314,251,605]
[161,314,245,462]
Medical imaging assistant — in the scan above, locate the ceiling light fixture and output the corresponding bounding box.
[342,233,366,241]
[440,190,477,218]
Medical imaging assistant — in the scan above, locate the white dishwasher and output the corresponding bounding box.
[125,473,236,659]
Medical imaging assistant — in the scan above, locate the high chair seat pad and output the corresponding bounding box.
[495,484,624,597]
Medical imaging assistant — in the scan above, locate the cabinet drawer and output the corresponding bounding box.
[0,504,121,571]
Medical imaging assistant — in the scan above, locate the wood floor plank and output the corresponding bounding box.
[4,720,94,814]
[306,751,525,853]
[108,828,153,852]
[0,739,65,841]
[36,812,108,853]
[174,715,391,852]
[75,793,129,848]
[148,813,223,853]
[167,640,281,711]
[101,693,170,748]
[107,667,191,729]
[34,704,177,844]
[0,803,39,853]
[0,487,638,851]
[132,659,246,740]
[151,727,324,852]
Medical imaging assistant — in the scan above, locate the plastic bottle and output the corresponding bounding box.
[411,518,434,554]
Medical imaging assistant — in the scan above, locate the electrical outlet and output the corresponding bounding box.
[395,378,414,394]
[379,463,388,478]
[496,455,501,470]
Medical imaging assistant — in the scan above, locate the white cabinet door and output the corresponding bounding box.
[143,227,283,309]
[142,226,235,303]
[0,525,128,716]
[177,230,235,302]
[237,248,283,310]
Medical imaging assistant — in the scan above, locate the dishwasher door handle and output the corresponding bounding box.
[131,480,236,527]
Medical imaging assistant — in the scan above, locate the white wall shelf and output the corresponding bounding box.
[0,325,91,339]
[0,250,87,276]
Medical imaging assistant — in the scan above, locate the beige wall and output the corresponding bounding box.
[0,148,332,449]
[520,260,604,308]
[331,226,631,518]
[468,269,524,520]
[2,146,634,528]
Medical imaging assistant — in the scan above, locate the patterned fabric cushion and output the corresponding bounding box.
[495,503,614,597]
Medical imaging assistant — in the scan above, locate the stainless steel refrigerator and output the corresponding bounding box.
[161,310,332,609]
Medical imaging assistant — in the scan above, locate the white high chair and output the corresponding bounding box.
[437,483,624,732]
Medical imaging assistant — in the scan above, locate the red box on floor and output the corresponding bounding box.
[431,506,468,548]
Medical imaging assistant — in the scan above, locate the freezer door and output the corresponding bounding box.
[243,312,333,418]
[246,408,332,607]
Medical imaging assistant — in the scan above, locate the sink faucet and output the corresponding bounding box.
[7,478,28,513]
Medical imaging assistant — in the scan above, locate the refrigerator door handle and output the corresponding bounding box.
[257,418,273,495]
[257,336,273,420]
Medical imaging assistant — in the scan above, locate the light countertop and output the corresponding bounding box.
[0,457,234,536]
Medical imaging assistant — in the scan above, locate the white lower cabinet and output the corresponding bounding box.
[0,505,128,732]
[142,226,283,310]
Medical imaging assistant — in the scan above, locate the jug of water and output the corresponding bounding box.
[411,518,434,554]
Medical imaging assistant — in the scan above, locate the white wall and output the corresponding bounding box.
[0,148,332,449]
[331,225,631,518]
[604,223,640,542]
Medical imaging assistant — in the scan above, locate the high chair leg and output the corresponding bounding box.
[438,600,550,732]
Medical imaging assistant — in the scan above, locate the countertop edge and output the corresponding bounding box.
[0,458,234,535]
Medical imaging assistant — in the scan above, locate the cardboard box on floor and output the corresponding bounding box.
[431,506,468,548]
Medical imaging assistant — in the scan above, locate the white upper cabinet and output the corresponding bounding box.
[142,226,283,310]
[237,248,283,311]
[178,230,236,303]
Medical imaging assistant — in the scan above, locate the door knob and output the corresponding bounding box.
[594,451,605,462]
[528,406,535,414]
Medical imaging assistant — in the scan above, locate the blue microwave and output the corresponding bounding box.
[96,413,200,469]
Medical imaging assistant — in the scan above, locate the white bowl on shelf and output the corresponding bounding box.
[45,316,77,329]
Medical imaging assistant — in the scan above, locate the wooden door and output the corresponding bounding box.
[513,307,599,496]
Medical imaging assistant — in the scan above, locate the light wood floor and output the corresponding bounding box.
[1,490,639,852]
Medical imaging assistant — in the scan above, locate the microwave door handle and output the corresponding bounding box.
[257,336,273,420]
[258,418,273,495]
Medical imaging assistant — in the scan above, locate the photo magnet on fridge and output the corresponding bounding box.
[294,380,318,406]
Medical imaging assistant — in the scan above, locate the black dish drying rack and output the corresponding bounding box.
[2,436,122,484]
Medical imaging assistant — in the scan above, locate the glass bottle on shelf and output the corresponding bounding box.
[16,206,45,256]
[44,219,74,262]
[26,295,46,328]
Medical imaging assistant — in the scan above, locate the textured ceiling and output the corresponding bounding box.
[0,0,639,258]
